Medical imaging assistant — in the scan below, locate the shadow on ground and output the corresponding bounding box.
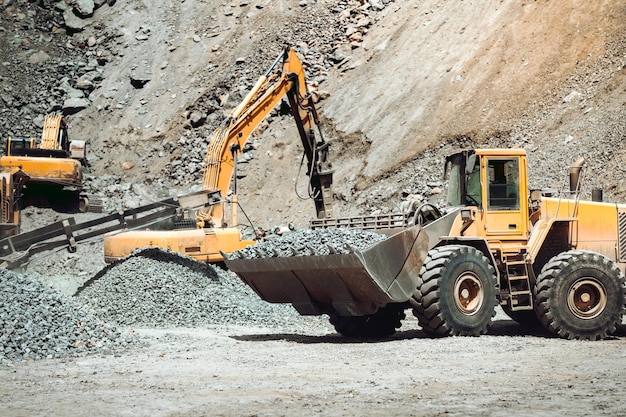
[232,321,626,343]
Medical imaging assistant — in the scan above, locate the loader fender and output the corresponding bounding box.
[435,237,500,285]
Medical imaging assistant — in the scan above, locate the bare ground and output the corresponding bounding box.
[2,312,626,417]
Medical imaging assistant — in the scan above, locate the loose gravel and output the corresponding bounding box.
[227,228,388,259]
[0,269,133,362]
[76,248,332,331]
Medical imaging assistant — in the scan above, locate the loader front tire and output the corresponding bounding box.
[412,245,497,337]
[535,250,625,340]
[329,303,406,338]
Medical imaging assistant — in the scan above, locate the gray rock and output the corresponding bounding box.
[74,0,95,17]
[76,78,94,90]
[63,9,92,31]
[63,97,91,114]
[27,50,50,64]
[368,0,385,10]
[130,72,151,89]
[58,78,86,99]
[76,71,102,90]
[54,1,69,12]
[562,91,582,103]
[33,114,45,128]
[188,111,206,128]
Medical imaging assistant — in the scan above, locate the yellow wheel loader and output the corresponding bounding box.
[225,148,626,340]
[103,47,334,264]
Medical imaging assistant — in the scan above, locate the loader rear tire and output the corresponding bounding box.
[412,245,497,337]
[329,303,406,338]
[535,250,625,340]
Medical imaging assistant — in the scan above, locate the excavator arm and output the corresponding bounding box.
[199,46,333,227]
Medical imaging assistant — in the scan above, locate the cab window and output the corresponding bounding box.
[487,158,519,210]
[465,160,482,207]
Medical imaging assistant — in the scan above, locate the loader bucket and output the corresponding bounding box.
[224,225,428,316]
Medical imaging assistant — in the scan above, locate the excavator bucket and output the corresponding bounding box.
[224,225,428,316]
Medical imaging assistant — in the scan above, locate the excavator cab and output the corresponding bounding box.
[5,137,32,156]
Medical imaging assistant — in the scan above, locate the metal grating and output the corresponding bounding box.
[310,213,408,230]
[619,211,626,262]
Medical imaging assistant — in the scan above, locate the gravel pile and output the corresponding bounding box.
[0,269,132,362]
[76,248,331,331]
[228,228,387,259]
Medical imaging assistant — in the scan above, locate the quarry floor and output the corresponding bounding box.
[2,312,626,417]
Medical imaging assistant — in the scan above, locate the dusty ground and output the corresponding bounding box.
[2,312,626,417]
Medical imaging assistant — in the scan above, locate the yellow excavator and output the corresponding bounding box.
[1,113,100,214]
[103,47,334,263]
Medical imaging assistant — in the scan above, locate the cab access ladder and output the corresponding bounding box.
[504,253,534,311]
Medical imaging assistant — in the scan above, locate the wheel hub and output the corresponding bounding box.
[454,272,484,315]
[567,278,607,319]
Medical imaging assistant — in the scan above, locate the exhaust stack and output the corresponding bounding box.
[569,156,585,194]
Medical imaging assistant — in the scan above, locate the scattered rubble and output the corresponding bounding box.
[0,268,132,362]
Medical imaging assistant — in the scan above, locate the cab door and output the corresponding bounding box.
[481,155,529,240]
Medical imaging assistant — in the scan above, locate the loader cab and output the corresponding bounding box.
[446,149,530,241]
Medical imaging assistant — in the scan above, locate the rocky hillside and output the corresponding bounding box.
[1,0,625,229]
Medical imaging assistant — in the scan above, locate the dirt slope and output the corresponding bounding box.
[234,0,626,225]
[324,0,626,193]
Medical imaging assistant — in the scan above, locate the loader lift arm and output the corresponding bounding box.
[199,46,333,228]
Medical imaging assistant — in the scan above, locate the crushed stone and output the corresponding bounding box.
[0,269,133,362]
[75,248,333,331]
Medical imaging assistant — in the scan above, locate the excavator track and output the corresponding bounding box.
[80,193,103,213]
